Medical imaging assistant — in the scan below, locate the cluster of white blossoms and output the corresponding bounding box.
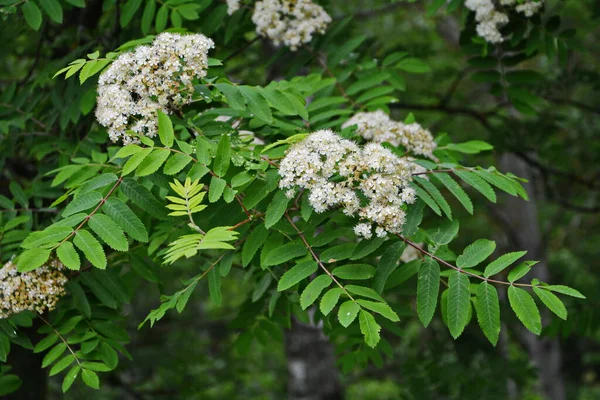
[279,130,417,238]
[96,33,214,144]
[0,258,68,319]
[465,0,544,43]
[227,0,240,15]
[252,0,332,50]
[342,110,437,159]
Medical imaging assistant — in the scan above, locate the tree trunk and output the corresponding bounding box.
[497,152,566,400]
[285,317,343,400]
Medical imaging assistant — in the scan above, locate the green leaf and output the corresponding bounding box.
[429,219,459,246]
[213,134,231,177]
[62,366,80,393]
[508,260,537,282]
[63,192,102,217]
[81,369,100,390]
[16,248,51,272]
[447,271,470,339]
[122,147,152,176]
[454,170,497,203]
[239,86,273,123]
[67,281,91,318]
[120,178,167,220]
[508,286,541,335]
[411,183,441,216]
[39,0,63,23]
[21,226,72,249]
[78,173,118,195]
[264,242,307,267]
[277,260,318,291]
[156,110,175,148]
[417,258,440,327]
[542,285,585,299]
[208,176,226,203]
[300,275,332,310]
[136,148,170,177]
[432,173,473,214]
[99,342,118,368]
[251,273,272,302]
[34,334,58,353]
[119,0,142,27]
[396,57,430,73]
[56,242,81,270]
[22,1,43,30]
[208,267,222,305]
[359,310,381,348]
[242,225,268,267]
[261,87,297,115]
[215,83,246,110]
[414,177,452,219]
[140,0,156,35]
[332,264,375,280]
[345,285,384,302]
[357,299,400,322]
[88,214,129,251]
[163,153,193,175]
[456,239,496,269]
[42,343,67,368]
[320,288,343,316]
[475,283,500,345]
[0,374,22,396]
[338,300,360,327]
[264,191,290,229]
[474,169,518,196]
[49,355,75,376]
[73,230,106,269]
[484,251,527,278]
[445,141,493,154]
[373,242,405,293]
[533,287,567,320]
[155,3,168,31]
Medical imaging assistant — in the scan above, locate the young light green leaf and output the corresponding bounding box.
[417,258,440,327]
[484,251,527,278]
[447,271,470,338]
[475,283,500,345]
[456,239,496,269]
[508,286,541,334]
[63,192,102,217]
[102,198,148,242]
[338,300,360,327]
[357,299,400,322]
[17,248,51,273]
[320,288,343,316]
[432,173,474,214]
[359,310,381,348]
[213,134,231,177]
[264,191,290,229]
[56,242,81,270]
[300,275,332,310]
[277,260,318,291]
[73,230,106,269]
[157,110,174,148]
[533,286,567,320]
[88,214,129,251]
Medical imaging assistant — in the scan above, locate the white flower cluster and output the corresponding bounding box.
[279,130,417,238]
[465,0,543,43]
[96,33,215,144]
[227,0,240,15]
[252,0,332,50]
[0,258,67,319]
[342,110,437,159]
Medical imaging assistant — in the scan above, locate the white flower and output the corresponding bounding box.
[465,0,543,43]
[342,110,437,159]
[279,129,416,236]
[252,0,331,51]
[96,33,214,144]
[227,0,241,15]
[0,258,67,319]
